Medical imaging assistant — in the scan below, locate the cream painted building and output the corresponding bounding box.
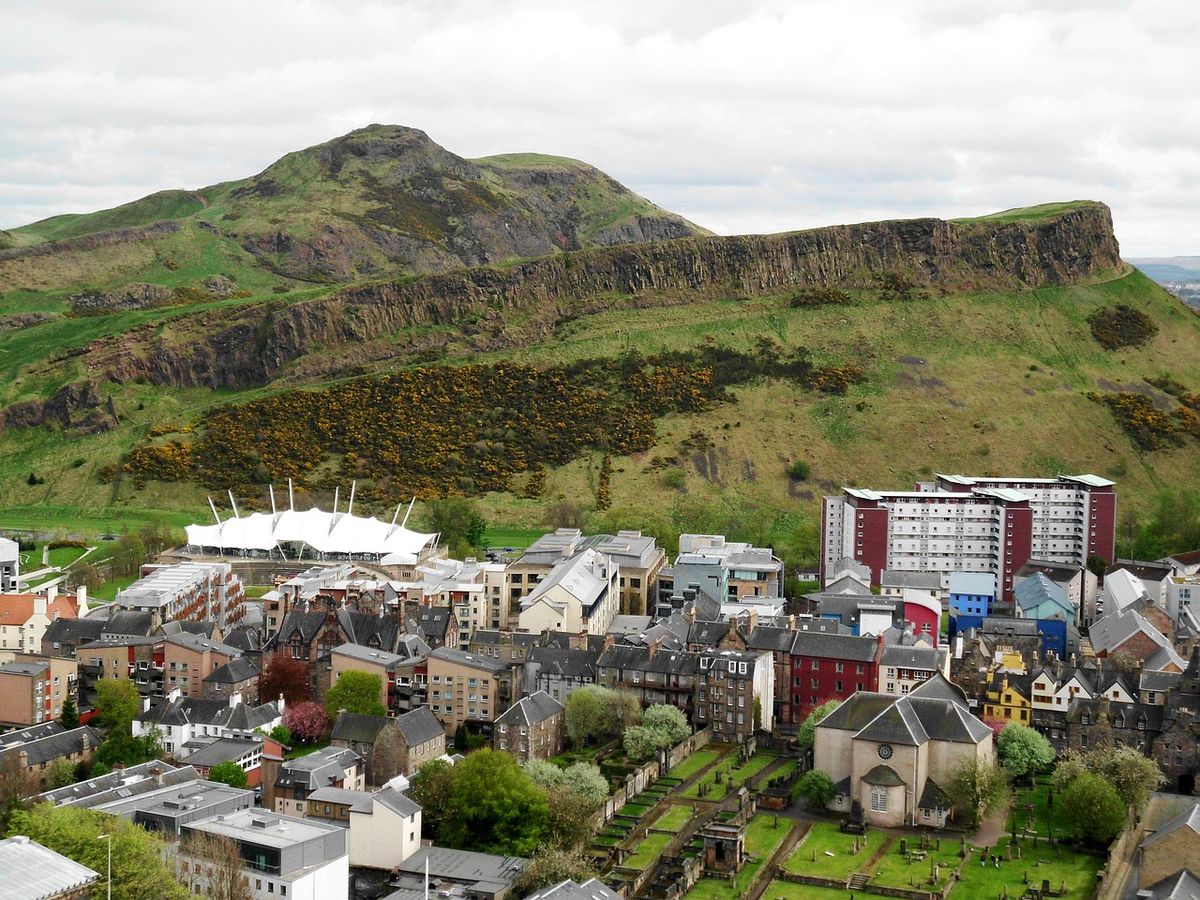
[814,673,993,828]
[517,549,619,637]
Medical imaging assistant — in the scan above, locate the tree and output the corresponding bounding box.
[0,754,33,833]
[439,750,549,856]
[564,686,641,747]
[208,761,249,789]
[424,497,487,557]
[46,757,78,789]
[642,704,690,746]
[95,678,141,732]
[560,762,608,807]
[796,770,835,808]
[1130,489,1200,560]
[514,847,596,895]
[92,728,161,774]
[623,724,668,762]
[265,724,292,746]
[59,695,79,729]
[259,654,312,705]
[284,701,330,743]
[795,699,841,751]
[325,671,385,717]
[1059,772,1126,845]
[410,760,455,842]
[996,723,1055,783]
[9,803,189,900]
[524,759,566,792]
[544,785,601,851]
[1053,747,1165,812]
[946,758,1008,828]
[179,831,253,900]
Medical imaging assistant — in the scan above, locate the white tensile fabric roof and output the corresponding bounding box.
[186,507,438,557]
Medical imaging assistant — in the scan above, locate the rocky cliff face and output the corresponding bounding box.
[82,203,1121,391]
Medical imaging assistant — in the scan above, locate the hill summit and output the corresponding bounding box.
[3,124,705,282]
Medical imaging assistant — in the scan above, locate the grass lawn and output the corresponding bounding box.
[89,572,140,602]
[626,829,674,868]
[481,525,545,550]
[284,739,330,760]
[952,839,1102,900]
[784,821,889,880]
[684,815,794,899]
[653,804,698,832]
[669,748,722,782]
[681,750,775,800]
[870,837,962,891]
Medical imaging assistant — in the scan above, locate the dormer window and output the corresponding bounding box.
[1081,713,1090,726]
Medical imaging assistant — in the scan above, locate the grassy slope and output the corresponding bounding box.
[0,266,1194,544]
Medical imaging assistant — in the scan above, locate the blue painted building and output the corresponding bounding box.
[948,572,998,617]
[1013,573,1075,626]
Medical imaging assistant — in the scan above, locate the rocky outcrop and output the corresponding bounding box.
[0,381,115,434]
[70,282,176,313]
[82,203,1121,390]
[0,220,181,262]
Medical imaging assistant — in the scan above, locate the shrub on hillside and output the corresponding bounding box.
[786,460,811,481]
[1088,392,1188,451]
[787,286,852,307]
[1088,304,1158,349]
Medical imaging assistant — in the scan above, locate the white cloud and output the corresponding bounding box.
[0,0,1196,255]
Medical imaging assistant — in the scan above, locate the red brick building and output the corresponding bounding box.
[786,632,882,726]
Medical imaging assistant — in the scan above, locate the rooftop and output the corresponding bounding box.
[0,836,98,897]
[185,808,346,851]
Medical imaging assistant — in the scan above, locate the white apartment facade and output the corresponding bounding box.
[822,474,1116,602]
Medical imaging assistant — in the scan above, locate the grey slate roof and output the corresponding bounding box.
[101,609,155,636]
[1144,869,1200,900]
[880,571,943,590]
[597,644,701,676]
[308,786,374,814]
[0,836,98,897]
[745,625,796,653]
[42,616,105,648]
[528,646,598,680]
[395,706,445,747]
[276,610,328,645]
[163,632,241,656]
[918,779,952,810]
[331,711,390,745]
[429,646,507,673]
[880,644,941,670]
[496,691,563,727]
[338,609,401,649]
[202,656,259,685]
[375,785,421,818]
[789,630,880,662]
[687,619,730,646]
[1142,801,1200,847]
[908,672,968,707]
[36,761,195,808]
[0,725,100,767]
[819,691,990,746]
[222,625,263,653]
[394,846,527,895]
[277,746,360,791]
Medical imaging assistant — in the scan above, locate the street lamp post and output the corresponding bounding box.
[96,833,112,900]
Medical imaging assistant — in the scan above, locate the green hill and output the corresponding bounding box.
[0,129,1196,560]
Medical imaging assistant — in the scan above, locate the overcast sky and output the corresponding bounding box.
[1,0,1196,255]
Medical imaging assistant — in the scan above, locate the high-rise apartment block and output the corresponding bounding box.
[822,474,1116,601]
